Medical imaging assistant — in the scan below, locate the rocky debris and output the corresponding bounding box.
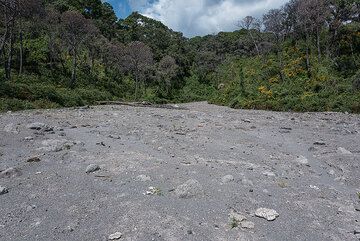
[240,220,255,229]
[221,175,234,183]
[0,186,9,195]
[313,141,326,146]
[38,139,75,152]
[262,170,276,177]
[174,179,204,198]
[0,167,22,178]
[135,174,151,182]
[327,169,335,175]
[108,232,122,240]
[229,210,254,229]
[241,178,254,186]
[279,127,292,133]
[295,156,309,165]
[255,208,279,221]
[27,157,41,163]
[3,123,18,134]
[144,187,162,196]
[26,122,46,130]
[337,147,352,155]
[108,134,121,140]
[229,210,246,222]
[85,164,100,174]
[24,136,34,141]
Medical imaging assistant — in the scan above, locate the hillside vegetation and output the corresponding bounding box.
[0,0,359,112]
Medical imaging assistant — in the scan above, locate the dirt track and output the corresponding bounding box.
[0,102,359,241]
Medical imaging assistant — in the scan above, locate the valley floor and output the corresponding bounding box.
[0,102,359,241]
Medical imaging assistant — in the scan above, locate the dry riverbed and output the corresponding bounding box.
[0,102,359,241]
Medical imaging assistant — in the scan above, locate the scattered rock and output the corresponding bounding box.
[3,123,18,134]
[27,157,41,163]
[85,164,100,174]
[108,134,121,139]
[309,185,320,190]
[308,147,317,152]
[229,210,246,222]
[0,167,22,178]
[221,175,234,183]
[108,232,122,240]
[39,139,74,152]
[24,136,34,141]
[240,220,255,229]
[0,186,9,195]
[144,186,162,196]
[135,174,151,182]
[26,122,46,130]
[295,156,309,165]
[174,179,204,198]
[262,170,276,177]
[241,178,254,186]
[327,169,335,175]
[255,208,279,221]
[337,147,352,155]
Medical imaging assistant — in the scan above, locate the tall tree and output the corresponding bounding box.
[156,55,178,96]
[61,10,98,87]
[124,41,154,99]
[238,16,262,56]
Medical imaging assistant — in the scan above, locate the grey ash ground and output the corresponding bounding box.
[0,102,359,241]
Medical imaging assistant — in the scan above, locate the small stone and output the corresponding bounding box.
[3,123,18,133]
[0,167,22,178]
[187,230,193,235]
[255,208,279,221]
[174,179,204,198]
[295,156,309,165]
[0,186,9,195]
[24,136,34,141]
[221,175,234,183]
[27,157,41,163]
[108,134,121,140]
[308,147,317,152]
[229,210,246,222]
[26,122,46,130]
[327,169,335,175]
[313,141,326,146]
[241,178,254,186]
[262,171,276,177]
[337,147,352,155]
[108,232,122,240]
[86,164,100,173]
[135,175,151,182]
[240,220,255,229]
[39,139,74,152]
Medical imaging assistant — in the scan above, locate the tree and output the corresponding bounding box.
[296,0,330,62]
[156,55,178,96]
[238,16,262,56]
[263,8,287,81]
[61,10,98,87]
[124,41,154,99]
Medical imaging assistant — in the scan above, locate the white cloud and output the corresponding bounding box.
[142,0,289,37]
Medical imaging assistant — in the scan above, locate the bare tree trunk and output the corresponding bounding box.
[316,27,321,62]
[6,22,14,79]
[134,73,138,100]
[71,48,77,88]
[19,18,23,75]
[305,33,311,77]
[248,30,260,57]
[0,14,9,58]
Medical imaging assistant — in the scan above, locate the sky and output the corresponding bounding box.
[106,0,289,37]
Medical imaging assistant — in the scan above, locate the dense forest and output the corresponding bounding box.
[0,0,359,112]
